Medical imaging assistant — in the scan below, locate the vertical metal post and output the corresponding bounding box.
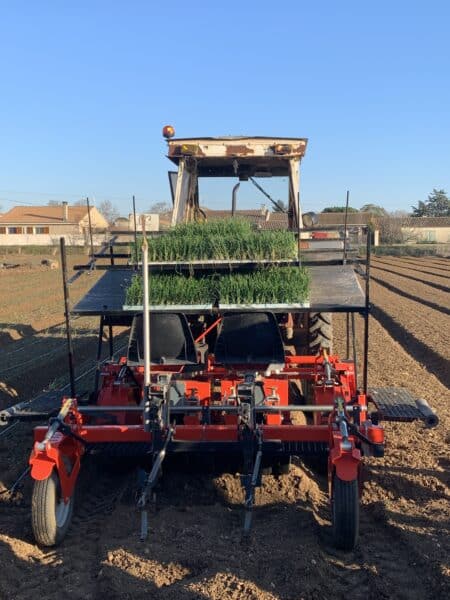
[132,195,138,266]
[86,197,94,259]
[108,324,114,358]
[94,315,105,391]
[142,216,151,399]
[351,312,358,390]
[60,237,76,397]
[363,228,371,394]
[296,161,301,265]
[109,244,115,265]
[346,313,350,358]
[343,190,349,264]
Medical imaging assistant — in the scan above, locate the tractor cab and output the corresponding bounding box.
[165,133,307,229]
[164,131,348,256]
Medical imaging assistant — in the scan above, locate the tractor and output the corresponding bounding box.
[0,128,438,550]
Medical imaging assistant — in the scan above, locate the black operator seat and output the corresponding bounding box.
[127,313,198,366]
[214,312,285,366]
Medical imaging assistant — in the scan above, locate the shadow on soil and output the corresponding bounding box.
[373,257,450,277]
[370,460,450,489]
[0,322,130,409]
[0,458,447,600]
[0,461,324,600]
[370,275,450,316]
[367,464,449,504]
[413,257,450,267]
[0,323,37,345]
[371,265,449,293]
[370,305,450,389]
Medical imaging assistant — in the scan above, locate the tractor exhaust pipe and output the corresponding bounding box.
[231,182,240,216]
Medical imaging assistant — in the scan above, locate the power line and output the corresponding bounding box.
[0,189,84,198]
[0,189,149,203]
[0,198,70,207]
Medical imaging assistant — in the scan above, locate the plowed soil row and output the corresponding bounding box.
[371,260,449,314]
[400,256,450,270]
[370,259,449,389]
[372,257,450,289]
[0,255,448,600]
[375,255,450,275]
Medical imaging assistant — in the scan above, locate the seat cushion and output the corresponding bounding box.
[128,313,197,365]
[214,312,284,365]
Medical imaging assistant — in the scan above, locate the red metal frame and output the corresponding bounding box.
[29,352,385,505]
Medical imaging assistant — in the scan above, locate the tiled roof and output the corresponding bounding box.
[203,209,266,219]
[317,212,373,225]
[261,212,371,229]
[375,216,450,228]
[0,205,89,224]
[252,211,373,230]
[200,208,267,228]
[257,213,288,229]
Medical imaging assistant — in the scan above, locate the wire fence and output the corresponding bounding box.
[0,342,128,440]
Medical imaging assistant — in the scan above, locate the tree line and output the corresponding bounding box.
[320,189,449,217]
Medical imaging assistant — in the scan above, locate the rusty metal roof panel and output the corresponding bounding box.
[167,137,308,175]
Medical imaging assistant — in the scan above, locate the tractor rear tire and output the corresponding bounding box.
[31,470,74,547]
[331,475,359,551]
[309,312,333,354]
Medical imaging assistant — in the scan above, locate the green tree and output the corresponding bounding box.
[411,189,450,217]
[322,206,359,213]
[359,204,388,216]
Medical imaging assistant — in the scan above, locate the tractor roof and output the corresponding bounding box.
[167,136,308,177]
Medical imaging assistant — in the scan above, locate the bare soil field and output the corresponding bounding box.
[0,254,103,406]
[0,254,449,600]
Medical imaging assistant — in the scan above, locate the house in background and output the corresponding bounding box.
[0,202,108,246]
[375,216,450,244]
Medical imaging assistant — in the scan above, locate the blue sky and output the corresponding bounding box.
[0,1,449,215]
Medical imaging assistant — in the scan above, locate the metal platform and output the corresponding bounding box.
[309,265,365,311]
[73,269,135,316]
[72,264,365,316]
[368,387,439,427]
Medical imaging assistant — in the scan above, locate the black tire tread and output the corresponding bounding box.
[309,312,333,353]
[309,312,332,325]
[332,475,359,551]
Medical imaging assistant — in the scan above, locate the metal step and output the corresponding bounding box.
[368,387,439,427]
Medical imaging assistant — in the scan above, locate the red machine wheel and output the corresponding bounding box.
[331,475,359,551]
[31,470,74,546]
